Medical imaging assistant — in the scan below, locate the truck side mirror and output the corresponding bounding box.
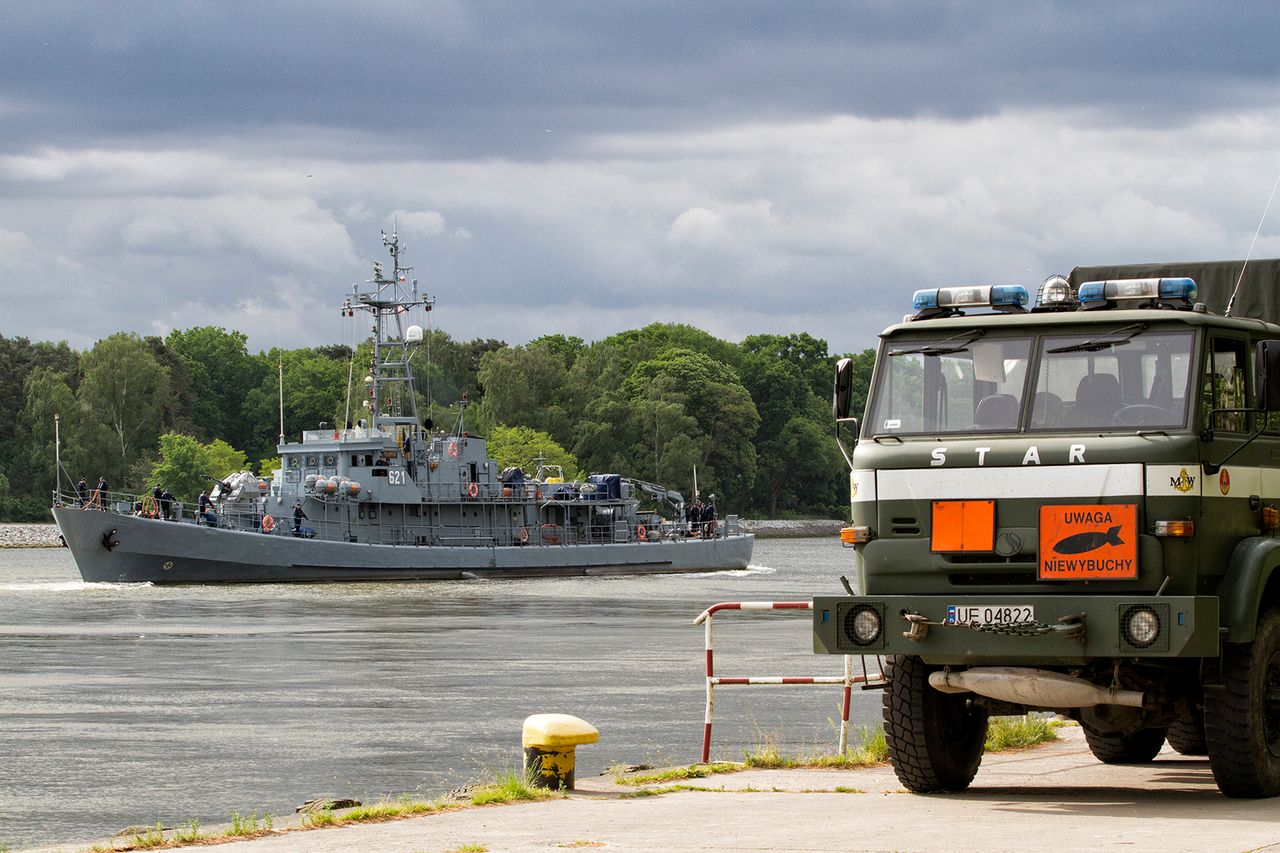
[833,357,853,420]
[1256,340,1280,411]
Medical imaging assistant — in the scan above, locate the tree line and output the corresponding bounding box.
[0,324,875,520]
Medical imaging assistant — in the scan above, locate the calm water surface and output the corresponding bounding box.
[0,539,875,849]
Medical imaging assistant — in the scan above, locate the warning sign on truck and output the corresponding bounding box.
[1038,504,1137,580]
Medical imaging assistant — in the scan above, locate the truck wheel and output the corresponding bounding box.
[1082,725,1166,763]
[1205,608,1280,797]
[1166,702,1207,755]
[882,655,988,792]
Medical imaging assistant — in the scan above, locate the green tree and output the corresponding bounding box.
[12,367,79,494]
[486,425,582,479]
[741,332,834,399]
[241,348,348,460]
[619,348,760,506]
[205,439,249,480]
[167,326,267,447]
[476,341,575,443]
[78,333,171,485]
[148,433,250,501]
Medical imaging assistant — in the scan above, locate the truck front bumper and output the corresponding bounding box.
[812,594,1220,665]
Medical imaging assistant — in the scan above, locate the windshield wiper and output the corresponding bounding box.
[890,329,986,357]
[1047,323,1148,354]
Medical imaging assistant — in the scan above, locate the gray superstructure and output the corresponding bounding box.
[53,230,753,583]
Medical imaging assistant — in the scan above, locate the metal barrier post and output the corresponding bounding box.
[694,601,884,764]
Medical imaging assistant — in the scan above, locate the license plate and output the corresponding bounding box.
[946,604,1034,625]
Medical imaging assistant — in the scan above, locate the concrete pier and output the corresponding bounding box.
[39,726,1280,853]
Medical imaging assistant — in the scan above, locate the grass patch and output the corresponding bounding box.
[172,819,200,844]
[715,716,1056,773]
[741,724,889,769]
[558,842,606,848]
[617,784,716,798]
[985,714,1061,752]
[444,845,488,853]
[301,795,441,829]
[129,823,166,849]
[613,762,741,786]
[469,770,563,805]
[227,810,272,837]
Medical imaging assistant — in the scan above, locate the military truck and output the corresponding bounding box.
[815,259,1280,798]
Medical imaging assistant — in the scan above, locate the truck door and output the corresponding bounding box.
[1200,334,1259,578]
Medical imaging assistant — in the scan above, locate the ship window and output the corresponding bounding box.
[305,455,319,467]
[288,456,301,469]
[351,455,359,466]
[324,454,337,467]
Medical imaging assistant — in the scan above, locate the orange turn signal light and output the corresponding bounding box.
[1263,506,1280,531]
[841,525,873,545]
[1153,520,1195,538]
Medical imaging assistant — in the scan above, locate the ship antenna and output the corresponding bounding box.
[277,352,285,444]
[1226,170,1280,317]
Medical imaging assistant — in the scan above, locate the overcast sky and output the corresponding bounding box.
[4,1,1280,356]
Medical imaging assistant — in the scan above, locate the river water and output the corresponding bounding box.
[0,539,878,849]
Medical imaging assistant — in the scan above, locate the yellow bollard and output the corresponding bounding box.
[522,713,599,790]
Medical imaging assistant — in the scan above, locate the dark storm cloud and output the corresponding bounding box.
[4,2,1280,356]
[5,1,1280,157]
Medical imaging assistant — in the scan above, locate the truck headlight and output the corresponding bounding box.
[846,604,882,646]
[1123,606,1160,648]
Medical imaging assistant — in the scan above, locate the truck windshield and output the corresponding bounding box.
[868,335,1033,436]
[1030,329,1194,430]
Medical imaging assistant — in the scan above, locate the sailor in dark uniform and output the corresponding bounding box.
[76,478,88,506]
[293,501,308,536]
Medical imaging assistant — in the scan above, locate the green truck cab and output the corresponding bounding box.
[814,260,1280,798]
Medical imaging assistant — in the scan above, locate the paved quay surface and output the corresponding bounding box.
[53,727,1278,853]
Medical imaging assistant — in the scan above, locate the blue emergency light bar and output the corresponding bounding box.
[911,285,1029,316]
[1077,277,1197,306]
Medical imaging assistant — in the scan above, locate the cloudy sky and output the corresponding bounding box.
[3,1,1280,356]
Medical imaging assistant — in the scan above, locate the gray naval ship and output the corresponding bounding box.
[52,231,754,584]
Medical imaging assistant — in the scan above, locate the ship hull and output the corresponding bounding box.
[53,506,754,584]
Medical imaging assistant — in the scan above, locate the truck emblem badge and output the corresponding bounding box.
[1053,525,1124,555]
[1220,469,1231,495]
[1170,468,1195,493]
[995,531,1022,556]
[850,482,858,498]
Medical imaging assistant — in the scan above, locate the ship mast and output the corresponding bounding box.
[342,228,433,433]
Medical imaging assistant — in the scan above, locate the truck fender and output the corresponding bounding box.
[1219,537,1280,643]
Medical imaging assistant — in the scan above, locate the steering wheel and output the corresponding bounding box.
[1113,404,1173,427]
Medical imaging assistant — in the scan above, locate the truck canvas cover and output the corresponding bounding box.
[1070,257,1280,318]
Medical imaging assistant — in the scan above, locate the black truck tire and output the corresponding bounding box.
[882,655,988,792]
[1082,725,1166,764]
[1165,701,1207,756]
[1205,608,1280,798]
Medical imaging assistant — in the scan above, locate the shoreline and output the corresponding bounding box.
[0,519,845,549]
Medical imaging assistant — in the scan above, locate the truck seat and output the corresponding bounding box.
[1073,373,1122,425]
[974,393,1019,429]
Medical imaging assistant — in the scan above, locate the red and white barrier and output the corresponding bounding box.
[693,600,883,764]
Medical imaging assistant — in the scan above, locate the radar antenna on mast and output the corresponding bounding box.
[346,228,431,433]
